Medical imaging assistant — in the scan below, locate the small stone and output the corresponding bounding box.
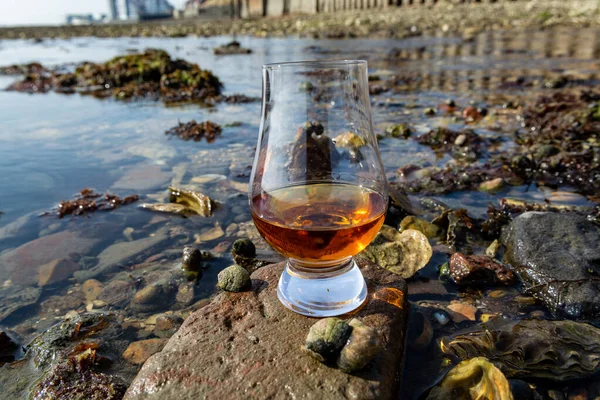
[82,279,104,302]
[98,280,135,307]
[85,300,107,312]
[191,174,226,184]
[217,265,250,292]
[454,134,467,146]
[407,311,433,351]
[122,338,168,365]
[333,132,366,148]
[486,239,500,258]
[480,313,498,323]
[385,124,411,139]
[231,238,256,258]
[449,253,515,286]
[38,258,79,287]
[529,310,546,319]
[337,319,384,372]
[154,314,183,338]
[479,178,504,193]
[447,302,477,323]
[303,318,351,363]
[433,312,449,326]
[194,226,224,243]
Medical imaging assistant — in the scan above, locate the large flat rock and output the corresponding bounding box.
[501,212,600,319]
[124,259,409,400]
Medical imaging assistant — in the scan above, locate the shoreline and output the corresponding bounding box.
[0,0,599,40]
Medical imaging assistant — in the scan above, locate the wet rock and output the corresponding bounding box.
[112,164,172,191]
[175,282,195,305]
[37,258,79,287]
[0,230,99,286]
[139,202,194,217]
[361,225,432,279]
[75,227,169,281]
[217,265,250,292]
[213,41,252,55]
[0,330,18,363]
[508,379,535,400]
[384,124,411,139]
[448,253,515,286]
[446,302,477,323]
[303,318,351,363]
[440,319,600,381]
[426,357,512,400]
[479,178,504,193]
[0,284,41,321]
[131,280,178,312]
[97,280,137,308]
[124,259,409,400]
[501,212,600,319]
[82,279,104,302]
[333,132,366,148]
[123,338,168,365]
[194,225,224,243]
[153,314,183,338]
[31,348,128,400]
[407,308,434,351]
[164,120,222,142]
[399,216,441,238]
[181,246,210,272]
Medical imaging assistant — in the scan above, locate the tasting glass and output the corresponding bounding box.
[249,60,388,316]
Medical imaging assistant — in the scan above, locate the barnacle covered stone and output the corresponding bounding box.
[426,357,513,400]
[337,319,384,372]
[440,319,600,381]
[303,318,351,363]
[217,265,250,292]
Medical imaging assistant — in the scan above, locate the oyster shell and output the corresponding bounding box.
[426,357,513,400]
[337,318,384,372]
[440,319,600,381]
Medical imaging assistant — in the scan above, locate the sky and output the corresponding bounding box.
[0,0,188,27]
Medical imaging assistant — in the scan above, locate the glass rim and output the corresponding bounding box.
[262,59,367,69]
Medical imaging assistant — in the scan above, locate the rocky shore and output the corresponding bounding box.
[0,0,599,40]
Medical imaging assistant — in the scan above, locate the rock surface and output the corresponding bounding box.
[0,230,98,285]
[124,259,409,400]
[501,212,600,319]
[37,258,80,287]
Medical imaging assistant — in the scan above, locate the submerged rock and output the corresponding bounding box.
[501,212,600,319]
[0,330,18,364]
[122,338,168,365]
[217,265,250,292]
[426,357,513,400]
[303,318,352,364]
[181,246,210,272]
[448,253,515,286]
[213,41,252,55]
[440,319,600,381]
[399,216,441,238]
[361,225,432,279]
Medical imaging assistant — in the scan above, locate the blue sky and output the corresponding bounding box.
[0,0,187,26]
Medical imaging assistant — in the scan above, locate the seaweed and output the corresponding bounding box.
[49,189,138,218]
[164,120,222,142]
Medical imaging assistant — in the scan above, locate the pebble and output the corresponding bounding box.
[447,302,477,323]
[122,338,168,365]
[194,226,225,243]
[454,134,467,146]
[123,227,135,241]
[82,279,104,302]
[485,239,500,258]
[478,178,504,193]
[154,314,183,338]
[217,265,250,292]
[86,300,108,311]
[192,174,227,184]
[433,311,449,326]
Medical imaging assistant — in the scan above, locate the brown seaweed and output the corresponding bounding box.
[164,120,222,142]
[48,188,138,218]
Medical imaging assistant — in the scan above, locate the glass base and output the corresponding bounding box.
[277,258,367,317]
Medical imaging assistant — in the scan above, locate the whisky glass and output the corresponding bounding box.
[249,60,388,317]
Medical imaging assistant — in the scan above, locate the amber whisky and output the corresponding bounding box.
[251,183,386,264]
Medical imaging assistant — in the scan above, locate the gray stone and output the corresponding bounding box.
[501,212,600,319]
[124,259,409,400]
[74,227,168,281]
[0,284,41,321]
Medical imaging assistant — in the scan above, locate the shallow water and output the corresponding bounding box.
[1,28,599,398]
